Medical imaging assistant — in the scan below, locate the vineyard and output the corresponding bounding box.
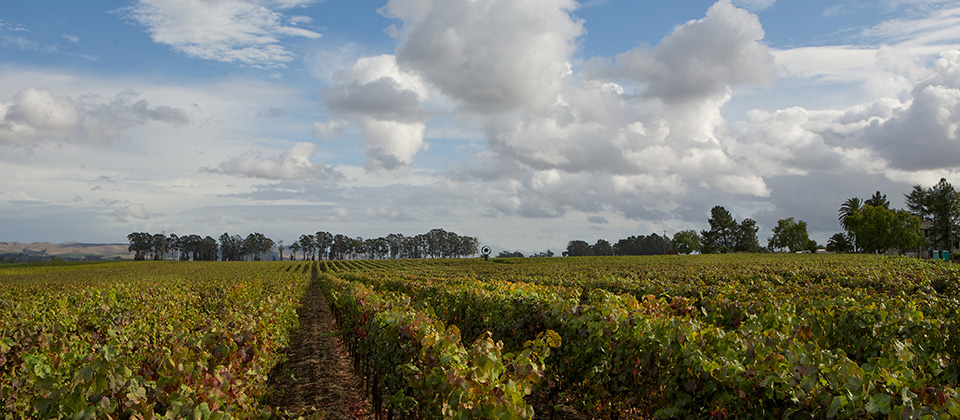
[2,255,959,418]
[0,261,313,419]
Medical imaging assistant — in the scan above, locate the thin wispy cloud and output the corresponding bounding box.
[862,6,960,45]
[733,0,776,12]
[123,0,322,66]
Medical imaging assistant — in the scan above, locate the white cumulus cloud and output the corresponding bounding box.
[0,88,188,146]
[326,55,428,170]
[864,50,960,170]
[589,0,775,104]
[217,142,342,180]
[382,0,583,113]
[359,118,426,170]
[456,0,779,223]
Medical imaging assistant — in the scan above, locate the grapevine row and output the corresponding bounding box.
[338,255,960,418]
[318,269,559,419]
[0,261,310,419]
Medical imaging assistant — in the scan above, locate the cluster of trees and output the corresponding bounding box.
[127,232,219,261]
[564,179,958,258]
[565,233,672,257]
[219,233,274,261]
[1,249,65,264]
[830,180,959,254]
[529,250,555,258]
[673,215,818,255]
[905,178,960,250]
[671,230,702,255]
[699,206,761,254]
[564,207,762,258]
[565,207,814,257]
[565,239,610,257]
[286,229,478,261]
[128,228,479,262]
[768,218,815,253]
[832,191,921,254]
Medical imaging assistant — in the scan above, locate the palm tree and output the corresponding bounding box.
[838,197,862,231]
[839,197,863,252]
[827,233,852,253]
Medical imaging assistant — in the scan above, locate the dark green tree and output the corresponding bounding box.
[838,197,863,252]
[332,234,350,260]
[243,233,273,261]
[530,249,555,258]
[905,178,959,250]
[457,235,479,258]
[362,238,377,259]
[373,237,389,259]
[288,242,301,260]
[826,233,853,253]
[701,206,738,254]
[734,218,761,253]
[593,239,614,256]
[565,240,593,257]
[219,233,244,261]
[200,236,219,261]
[611,234,671,256]
[168,234,181,260]
[848,206,923,254]
[299,234,317,260]
[865,191,890,209]
[768,217,811,253]
[904,185,929,218]
[889,211,925,253]
[351,237,364,259]
[315,231,334,260]
[386,233,404,259]
[180,234,205,261]
[127,232,152,261]
[672,230,702,255]
[151,233,168,260]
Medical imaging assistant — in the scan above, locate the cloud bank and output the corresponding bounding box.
[0,88,188,146]
[3,0,960,252]
[296,0,959,238]
[216,142,342,181]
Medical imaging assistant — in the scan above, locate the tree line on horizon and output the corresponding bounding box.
[563,206,763,257]
[127,228,479,261]
[561,178,959,257]
[123,179,958,262]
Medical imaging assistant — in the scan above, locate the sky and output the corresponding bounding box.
[1,0,959,254]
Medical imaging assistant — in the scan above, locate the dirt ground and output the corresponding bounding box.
[266,281,372,419]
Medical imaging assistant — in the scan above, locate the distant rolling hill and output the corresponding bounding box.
[0,241,131,259]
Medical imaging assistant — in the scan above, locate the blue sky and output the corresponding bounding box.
[2,0,959,253]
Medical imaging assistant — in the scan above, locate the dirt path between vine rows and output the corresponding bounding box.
[266,279,372,419]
